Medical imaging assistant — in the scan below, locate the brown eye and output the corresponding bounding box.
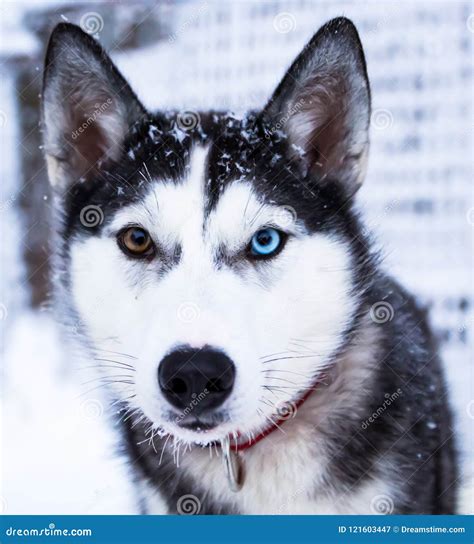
[118,227,154,258]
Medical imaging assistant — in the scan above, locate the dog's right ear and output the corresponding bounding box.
[261,17,371,196]
[42,23,147,189]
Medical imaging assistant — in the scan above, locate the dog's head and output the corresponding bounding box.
[42,18,371,445]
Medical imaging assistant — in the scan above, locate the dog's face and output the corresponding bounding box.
[42,18,371,445]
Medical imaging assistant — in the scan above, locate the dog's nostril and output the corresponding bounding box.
[158,346,236,414]
[206,373,233,393]
[167,377,188,395]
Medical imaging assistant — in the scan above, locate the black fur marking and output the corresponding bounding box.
[324,279,458,513]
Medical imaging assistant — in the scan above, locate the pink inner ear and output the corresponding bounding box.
[69,119,109,177]
[284,75,369,189]
[66,95,126,181]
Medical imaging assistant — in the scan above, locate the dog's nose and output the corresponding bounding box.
[158,347,235,413]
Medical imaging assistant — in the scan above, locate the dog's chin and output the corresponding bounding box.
[160,411,273,447]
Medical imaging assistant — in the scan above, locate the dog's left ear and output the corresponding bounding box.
[42,23,147,189]
[262,17,371,195]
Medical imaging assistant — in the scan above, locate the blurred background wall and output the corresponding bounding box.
[0,0,473,513]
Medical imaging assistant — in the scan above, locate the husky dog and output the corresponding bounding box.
[42,18,458,514]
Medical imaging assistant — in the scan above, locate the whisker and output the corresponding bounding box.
[131,414,146,429]
[261,354,319,365]
[264,383,326,391]
[79,382,134,398]
[264,376,300,386]
[258,398,274,409]
[81,364,136,372]
[93,348,137,360]
[159,434,172,465]
[262,385,280,399]
[111,394,136,408]
[80,374,135,386]
[256,408,286,435]
[287,342,319,352]
[93,357,135,367]
[261,369,313,378]
[259,350,300,360]
[120,406,142,423]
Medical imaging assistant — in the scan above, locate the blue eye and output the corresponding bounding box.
[250,228,284,257]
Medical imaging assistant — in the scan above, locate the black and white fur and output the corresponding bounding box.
[42,18,458,514]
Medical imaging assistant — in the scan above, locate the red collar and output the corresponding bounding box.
[225,376,323,453]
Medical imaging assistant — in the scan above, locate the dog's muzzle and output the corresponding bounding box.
[158,346,235,421]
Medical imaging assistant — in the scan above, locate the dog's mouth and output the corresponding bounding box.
[170,411,229,434]
[177,419,217,432]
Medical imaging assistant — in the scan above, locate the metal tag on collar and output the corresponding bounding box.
[222,438,244,492]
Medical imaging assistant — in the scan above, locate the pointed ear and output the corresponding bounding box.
[262,17,371,195]
[42,23,147,189]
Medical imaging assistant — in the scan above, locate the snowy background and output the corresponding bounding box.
[0,0,473,514]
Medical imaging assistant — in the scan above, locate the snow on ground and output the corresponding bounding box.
[1,313,136,514]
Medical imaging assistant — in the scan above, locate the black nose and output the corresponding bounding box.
[158,347,235,413]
